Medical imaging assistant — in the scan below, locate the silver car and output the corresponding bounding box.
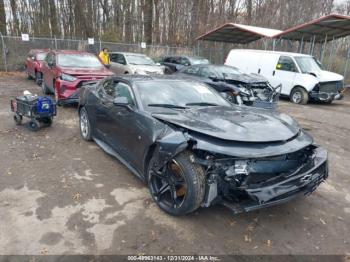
[109,52,164,75]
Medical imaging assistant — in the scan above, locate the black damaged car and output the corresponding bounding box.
[176,64,279,109]
[78,75,328,216]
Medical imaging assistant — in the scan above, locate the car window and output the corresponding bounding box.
[102,80,135,105]
[199,67,217,78]
[164,57,172,63]
[36,53,47,61]
[110,54,126,65]
[183,66,200,75]
[179,57,190,66]
[276,56,298,72]
[189,57,210,65]
[45,53,53,64]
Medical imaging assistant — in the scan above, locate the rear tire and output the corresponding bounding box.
[148,151,206,216]
[35,71,42,85]
[79,107,92,141]
[26,70,33,80]
[290,86,309,104]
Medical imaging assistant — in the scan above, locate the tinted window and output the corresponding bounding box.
[110,53,126,65]
[136,80,230,110]
[163,57,172,63]
[276,56,298,72]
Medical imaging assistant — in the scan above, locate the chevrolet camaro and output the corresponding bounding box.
[78,75,328,216]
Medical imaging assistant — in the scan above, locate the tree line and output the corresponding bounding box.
[0,0,349,46]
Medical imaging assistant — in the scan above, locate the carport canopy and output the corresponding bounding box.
[274,14,350,42]
[195,23,282,44]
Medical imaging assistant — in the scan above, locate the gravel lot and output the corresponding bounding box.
[0,72,349,256]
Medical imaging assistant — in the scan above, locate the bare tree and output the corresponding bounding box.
[0,0,6,35]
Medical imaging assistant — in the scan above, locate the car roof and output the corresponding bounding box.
[231,49,312,57]
[108,75,199,83]
[50,49,95,55]
[164,55,207,59]
[29,49,49,53]
[109,52,147,56]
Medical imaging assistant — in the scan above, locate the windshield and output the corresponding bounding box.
[57,54,103,68]
[136,80,231,110]
[36,53,47,60]
[126,55,155,65]
[190,57,210,65]
[295,56,322,73]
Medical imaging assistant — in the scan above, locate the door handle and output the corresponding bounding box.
[272,70,275,76]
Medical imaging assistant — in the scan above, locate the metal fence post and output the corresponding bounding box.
[54,35,57,49]
[344,47,350,81]
[0,33,7,72]
[320,34,328,63]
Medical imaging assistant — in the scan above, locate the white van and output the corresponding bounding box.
[225,49,344,104]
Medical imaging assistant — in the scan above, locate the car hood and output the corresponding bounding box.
[152,106,299,142]
[309,70,344,82]
[177,72,267,84]
[131,65,164,74]
[223,73,268,84]
[60,67,114,76]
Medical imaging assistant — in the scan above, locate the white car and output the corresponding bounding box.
[109,52,164,75]
[225,49,344,104]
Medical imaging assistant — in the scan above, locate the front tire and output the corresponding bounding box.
[41,80,50,95]
[290,86,309,104]
[148,151,206,216]
[79,107,92,141]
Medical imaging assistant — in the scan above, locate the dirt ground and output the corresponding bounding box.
[0,72,349,256]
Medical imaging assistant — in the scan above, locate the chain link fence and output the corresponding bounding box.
[0,35,196,71]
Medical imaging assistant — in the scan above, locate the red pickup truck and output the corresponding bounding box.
[41,50,114,105]
[25,49,48,85]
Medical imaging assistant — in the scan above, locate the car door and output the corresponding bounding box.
[94,79,140,166]
[269,55,298,95]
[42,52,58,92]
[110,53,128,74]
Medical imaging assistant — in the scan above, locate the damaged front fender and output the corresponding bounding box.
[150,130,190,172]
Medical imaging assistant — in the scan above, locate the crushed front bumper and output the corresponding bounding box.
[221,146,328,213]
[309,91,343,102]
